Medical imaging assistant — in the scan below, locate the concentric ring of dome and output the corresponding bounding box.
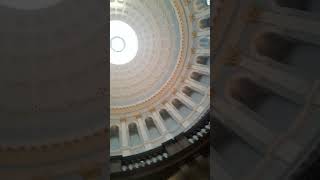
[110,0,181,108]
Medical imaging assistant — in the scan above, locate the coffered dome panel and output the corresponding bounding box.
[110,0,181,108]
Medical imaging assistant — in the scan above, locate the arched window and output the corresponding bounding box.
[230,77,299,132]
[196,56,210,66]
[172,99,192,117]
[182,86,204,103]
[128,123,142,146]
[199,18,210,29]
[159,109,178,131]
[145,117,161,139]
[256,32,320,79]
[110,125,120,150]
[190,72,210,85]
[255,32,294,64]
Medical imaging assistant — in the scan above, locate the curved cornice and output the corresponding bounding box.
[111,111,210,178]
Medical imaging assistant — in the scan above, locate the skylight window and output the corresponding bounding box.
[110,20,138,65]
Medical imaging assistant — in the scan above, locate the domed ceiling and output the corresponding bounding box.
[110,0,210,156]
[110,0,181,108]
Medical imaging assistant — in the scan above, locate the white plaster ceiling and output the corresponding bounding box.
[110,0,181,108]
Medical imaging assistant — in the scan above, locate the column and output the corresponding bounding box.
[137,117,153,150]
[185,79,207,93]
[215,96,274,154]
[194,9,210,18]
[152,111,173,140]
[151,111,167,134]
[136,117,149,142]
[195,49,210,54]
[191,64,210,75]
[176,91,196,108]
[120,119,128,147]
[165,103,183,124]
[196,29,210,37]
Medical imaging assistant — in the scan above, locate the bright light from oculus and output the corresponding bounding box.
[110,20,138,65]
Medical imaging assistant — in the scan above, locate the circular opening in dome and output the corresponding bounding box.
[0,0,63,10]
[111,36,126,52]
[110,20,138,65]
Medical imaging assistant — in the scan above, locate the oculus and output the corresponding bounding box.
[110,20,138,65]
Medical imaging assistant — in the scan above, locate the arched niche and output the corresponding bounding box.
[128,123,142,147]
[255,32,295,64]
[182,86,204,103]
[229,77,300,133]
[196,56,210,66]
[145,117,161,139]
[172,98,192,117]
[190,71,210,86]
[256,32,320,80]
[159,109,178,131]
[110,125,121,150]
[199,17,210,30]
